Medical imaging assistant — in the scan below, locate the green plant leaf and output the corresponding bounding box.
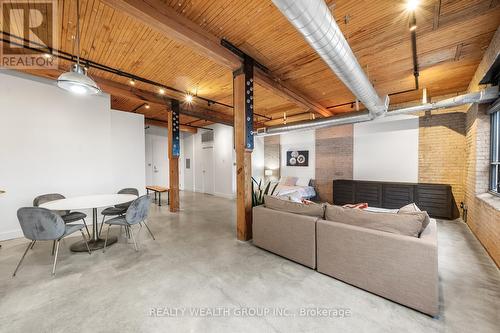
[270,182,279,196]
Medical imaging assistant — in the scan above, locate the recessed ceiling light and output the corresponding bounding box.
[159,88,165,95]
[129,79,135,86]
[145,104,150,109]
[185,94,193,103]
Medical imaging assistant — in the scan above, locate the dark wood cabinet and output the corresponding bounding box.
[333,180,458,219]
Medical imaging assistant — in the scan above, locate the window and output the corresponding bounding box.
[491,111,500,194]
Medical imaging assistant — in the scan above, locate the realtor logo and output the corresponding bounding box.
[1,0,58,69]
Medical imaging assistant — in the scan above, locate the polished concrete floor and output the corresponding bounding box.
[0,191,499,333]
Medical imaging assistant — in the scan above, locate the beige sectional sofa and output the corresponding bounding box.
[253,205,317,269]
[252,197,439,317]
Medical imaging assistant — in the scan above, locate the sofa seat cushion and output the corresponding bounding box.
[264,195,324,217]
[325,204,424,237]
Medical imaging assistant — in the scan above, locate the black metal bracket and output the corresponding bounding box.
[243,56,254,150]
[222,38,270,74]
[170,99,181,157]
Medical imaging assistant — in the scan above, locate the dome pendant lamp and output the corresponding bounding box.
[57,0,100,95]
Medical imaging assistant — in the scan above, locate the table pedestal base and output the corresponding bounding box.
[70,237,118,252]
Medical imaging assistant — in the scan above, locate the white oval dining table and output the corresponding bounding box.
[40,194,137,252]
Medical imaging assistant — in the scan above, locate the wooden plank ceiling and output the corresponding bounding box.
[7,0,500,127]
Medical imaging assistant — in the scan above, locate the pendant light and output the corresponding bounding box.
[57,0,100,95]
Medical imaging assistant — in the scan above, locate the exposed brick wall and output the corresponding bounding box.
[315,125,353,203]
[418,108,467,213]
[464,103,500,267]
[463,27,500,267]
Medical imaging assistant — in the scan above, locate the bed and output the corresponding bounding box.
[275,184,316,199]
[274,177,316,200]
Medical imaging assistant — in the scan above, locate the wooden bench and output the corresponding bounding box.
[146,186,169,206]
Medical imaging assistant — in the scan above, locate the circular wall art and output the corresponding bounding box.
[286,150,309,167]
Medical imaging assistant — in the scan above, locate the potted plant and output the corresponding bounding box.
[252,177,279,207]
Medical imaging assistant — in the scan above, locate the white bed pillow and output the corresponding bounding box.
[283,177,298,186]
[296,177,310,187]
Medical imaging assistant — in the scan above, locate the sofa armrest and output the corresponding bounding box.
[317,219,439,316]
[253,205,318,269]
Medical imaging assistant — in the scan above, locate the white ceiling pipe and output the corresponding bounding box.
[256,112,372,136]
[271,0,389,118]
[386,86,499,116]
[256,87,498,136]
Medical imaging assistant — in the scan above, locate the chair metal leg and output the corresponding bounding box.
[99,215,106,236]
[103,224,111,253]
[143,220,155,240]
[82,218,91,239]
[128,225,138,251]
[51,240,56,256]
[12,241,34,277]
[80,230,92,255]
[52,240,60,276]
[30,240,36,249]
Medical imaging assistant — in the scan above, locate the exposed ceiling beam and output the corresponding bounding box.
[102,0,240,70]
[145,118,197,133]
[23,68,234,126]
[254,69,332,117]
[102,0,332,117]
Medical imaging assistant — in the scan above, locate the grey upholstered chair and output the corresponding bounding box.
[103,195,153,252]
[13,207,91,276]
[33,193,90,239]
[99,188,139,236]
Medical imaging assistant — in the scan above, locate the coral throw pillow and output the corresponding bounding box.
[342,203,369,209]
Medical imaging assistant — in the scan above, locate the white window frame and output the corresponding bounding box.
[490,110,500,195]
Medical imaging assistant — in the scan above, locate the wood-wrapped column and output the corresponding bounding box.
[168,99,180,212]
[233,57,254,241]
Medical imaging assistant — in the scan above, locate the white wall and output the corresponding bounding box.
[252,136,265,182]
[192,129,205,193]
[280,130,316,180]
[0,70,146,240]
[110,110,146,192]
[181,132,195,191]
[212,124,235,198]
[181,123,236,198]
[145,126,169,188]
[353,115,419,182]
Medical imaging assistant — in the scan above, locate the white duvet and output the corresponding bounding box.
[275,184,316,199]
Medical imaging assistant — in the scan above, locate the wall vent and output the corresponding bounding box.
[201,130,214,143]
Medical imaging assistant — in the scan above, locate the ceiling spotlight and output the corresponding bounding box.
[129,79,135,86]
[406,0,419,11]
[185,94,193,103]
[145,104,150,109]
[159,88,165,95]
[43,53,52,59]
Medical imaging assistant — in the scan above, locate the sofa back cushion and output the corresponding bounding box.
[264,195,324,217]
[398,203,431,234]
[324,204,424,237]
